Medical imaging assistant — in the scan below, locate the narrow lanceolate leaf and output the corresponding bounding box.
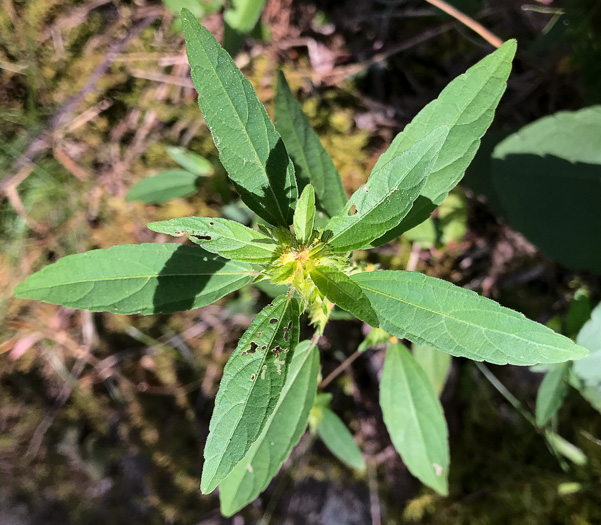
[367,40,517,247]
[293,184,316,245]
[182,10,297,226]
[201,295,300,494]
[310,266,379,327]
[324,127,448,253]
[380,343,449,494]
[148,217,277,263]
[220,340,319,516]
[413,344,452,397]
[352,271,588,365]
[536,363,569,427]
[275,71,347,218]
[13,244,252,314]
[125,169,200,204]
[317,408,366,471]
[166,146,213,175]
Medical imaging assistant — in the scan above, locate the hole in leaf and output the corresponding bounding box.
[348,204,357,216]
[261,345,267,350]
[209,221,215,226]
[283,321,292,341]
[269,318,278,324]
[194,235,212,241]
[250,374,256,380]
[242,341,258,356]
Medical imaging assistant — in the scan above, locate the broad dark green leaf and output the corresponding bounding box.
[166,146,213,175]
[413,344,452,397]
[368,40,516,247]
[14,244,252,314]
[380,343,449,494]
[535,363,569,427]
[324,127,448,252]
[125,169,200,204]
[293,184,316,245]
[219,340,319,516]
[148,217,277,263]
[275,71,347,218]
[201,295,300,494]
[352,271,588,365]
[182,10,297,226]
[317,407,366,471]
[310,266,379,327]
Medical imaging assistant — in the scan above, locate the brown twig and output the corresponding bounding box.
[319,349,362,389]
[425,0,503,48]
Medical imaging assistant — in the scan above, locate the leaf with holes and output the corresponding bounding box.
[201,294,300,494]
[182,9,298,226]
[148,217,278,263]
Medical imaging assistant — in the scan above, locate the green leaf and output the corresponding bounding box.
[182,10,297,226]
[219,339,319,516]
[166,146,213,175]
[316,407,366,471]
[577,301,601,353]
[572,303,601,406]
[125,169,200,204]
[293,184,316,245]
[148,217,277,263]
[275,71,347,218]
[14,244,252,314]
[352,270,588,365]
[535,363,569,427]
[223,0,267,34]
[380,343,449,494]
[413,344,452,397]
[310,266,379,327]
[201,294,300,494]
[545,431,587,466]
[368,40,516,247]
[565,289,592,339]
[324,126,448,252]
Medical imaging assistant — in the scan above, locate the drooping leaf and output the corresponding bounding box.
[545,431,587,466]
[368,40,516,247]
[293,184,316,245]
[565,288,592,339]
[182,10,297,226]
[577,300,601,352]
[275,71,347,218]
[316,407,366,471]
[572,302,601,404]
[166,146,213,175]
[148,217,277,263]
[535,362,570,427]
[125,169,200,204]
[13,244,252,314]
[201,295,300,494]
[413,344,452,397]
[380,343,449,494]
[219,340,319,516]
[324,127,448,252]
[310,266,379,327]
[352,270,588,365]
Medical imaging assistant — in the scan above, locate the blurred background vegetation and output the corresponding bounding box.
[1,0,601,523]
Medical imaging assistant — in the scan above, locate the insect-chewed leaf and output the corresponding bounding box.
[367,40,516,247]
[316,407,366,471]
[535,362,569,427]
[275,71,347,219]
[125,169,200,204]
[219,340,319,516]
[181,10,297,226]
[323,127,448,252]
[293,184,316,245]
[148,217,277,263]
[201,294,301,494]
[380,343,449,494]
[13,244,252,314]
[352,270,589,365]
[310,266,379,327]
[166,146,213,176]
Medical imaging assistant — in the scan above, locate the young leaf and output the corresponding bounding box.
[275,71,347,218]
[293,184,316,244]
[219,339,319,516]
[413,344,452,397]
[181,10,298,226]
[14,244,252,314]
[380,343,449,494]
[148,217,277,263]
[316,407,366,471]
[166,146,213,175]
[310,266,379,327]
[125,169,200,204]
[352,271,588,365]
[324,126,448,252]
[367,40,516,247]
[201,294,300,494]
[535,362,569,427]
